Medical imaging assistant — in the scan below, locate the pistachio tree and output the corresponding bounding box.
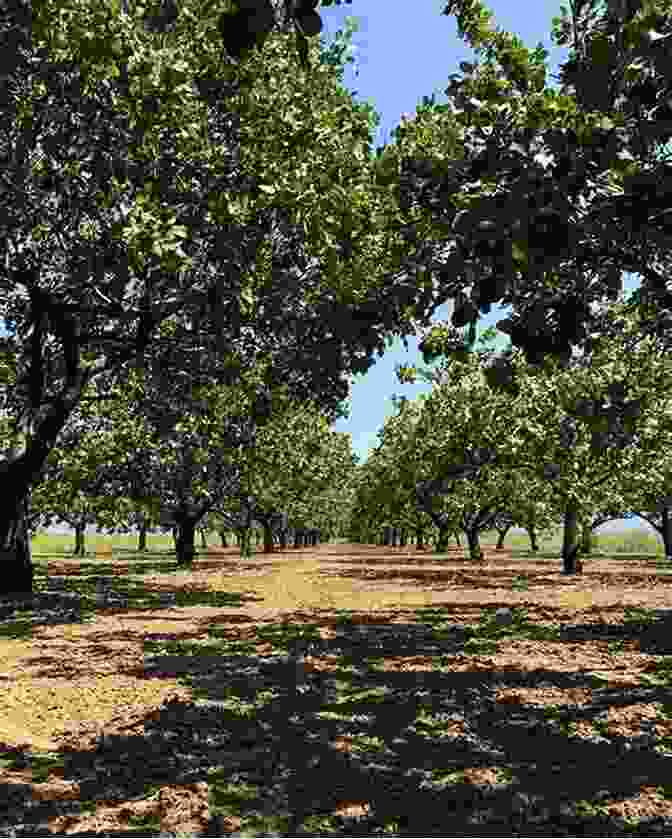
[1,0,467,597]
[386,0,672,372]
[45,349,295,565]
[9,0,672,598]
[346,396,461,550]
[390,294,672,571]
[489,299,672,571]
[209,400,359,554]
[406,358,561,560]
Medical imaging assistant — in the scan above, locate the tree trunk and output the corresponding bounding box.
[399,527,407,547]
[562,505,582,574]
[218,529,228,547]
[435,525,452,553]
[495,526,510,549]
[175,518,197,567]
[236,527,252,558]
[579,519,593,555]
[0,492,34,600]
[465,527,484,561]
[200,528,208,549]
[137,515,148,552]
[662,506,672,560]
[527,525,539,552]
[415,527,426,550]
[73,524,86,557]
[263,523,274,553]
[452,530,462,547]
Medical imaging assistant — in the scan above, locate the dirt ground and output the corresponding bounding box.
[1,542,672,836]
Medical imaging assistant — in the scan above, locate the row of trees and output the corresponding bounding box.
[2,0,671,596]
[345,296,672,572]
[0,0,418,595]
[9,342,361,564]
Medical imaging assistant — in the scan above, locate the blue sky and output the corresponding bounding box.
[3,1,651,535]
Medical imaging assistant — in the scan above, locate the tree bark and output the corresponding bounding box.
[415,527,426,550]
[465,527,484,561]
[218,529,228,547]
[562,505,582,574]
[236,527,252,557]
[137,514,148,552]
[579,517,593,555]
[175,518,197,566]
[527,525,539,552]
[495,525,510,549]
[73,523,86,557]
[200,528,208,549]
[435,525,452,553]
[263,523,274,553]
[0,492,34,600]
[662,506,672,560]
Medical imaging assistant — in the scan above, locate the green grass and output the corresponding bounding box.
[503,523,668,557]
[31,529,204,556]
[28,522,669,559]
[30,529,348,557]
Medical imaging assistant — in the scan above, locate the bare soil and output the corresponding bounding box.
[1,542,672,836]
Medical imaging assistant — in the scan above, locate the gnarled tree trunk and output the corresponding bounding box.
[465,527,484,561]
[137,522,148,552]
[0,491,34,600]
[578,515,593,555]
[495,526,510,549]
[435,525,452,553]
[562,505,582,574]
[415,527,426,550]
[236,527,252,557]
[135,510,149,552]
[73,524,86,556]
[527,525,539,552]
[175,517,197,567]
[662,506,672,560]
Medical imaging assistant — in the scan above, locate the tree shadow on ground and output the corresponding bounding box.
[2,587,672,835]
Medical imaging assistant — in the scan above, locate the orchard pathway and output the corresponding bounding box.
[0,542,671,835]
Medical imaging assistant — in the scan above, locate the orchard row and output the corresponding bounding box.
[342,300,672,572]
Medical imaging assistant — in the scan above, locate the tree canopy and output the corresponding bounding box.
[2,0,672,595]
